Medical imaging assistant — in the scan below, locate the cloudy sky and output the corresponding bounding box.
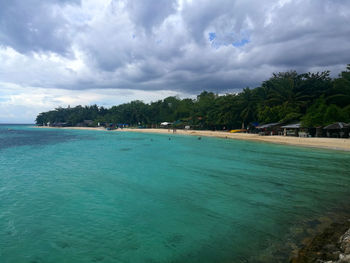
[1,0,350,123]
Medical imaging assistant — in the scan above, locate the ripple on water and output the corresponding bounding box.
[0,126,350,263]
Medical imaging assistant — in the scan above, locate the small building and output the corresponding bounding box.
[323,122,350,138]
[314,126,324,137]
[52,122,69,127]
[160,122,173,129]
[256,122,281,135]
[117,123,129,129]
[76,120,94,127]
[84,120,94,126]
[281,123,301,136]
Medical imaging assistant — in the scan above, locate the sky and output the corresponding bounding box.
[1,0,350,123]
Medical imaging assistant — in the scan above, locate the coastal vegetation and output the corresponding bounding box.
[36,65,350,129]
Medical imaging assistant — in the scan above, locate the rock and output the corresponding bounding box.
[340,229,350,254]
[324,244,337,252]
[333,251,342,259]
[338,253,350,262]
[292,221,350,263]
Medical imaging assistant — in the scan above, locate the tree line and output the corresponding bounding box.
[36,65,350,129]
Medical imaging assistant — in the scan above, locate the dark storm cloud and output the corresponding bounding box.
[244,0,350,72]
[0,0,80,55]
[181,0,262,45]
[1,0,350,95]
[125,0,178,32]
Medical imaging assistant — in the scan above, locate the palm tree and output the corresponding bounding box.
[265,71,309,113]
[237,88,258,128]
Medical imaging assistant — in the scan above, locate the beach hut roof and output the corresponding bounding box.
[323,122,349,130]
[281,123,301,129]
[256,122,281,129]
[160,122,172,126]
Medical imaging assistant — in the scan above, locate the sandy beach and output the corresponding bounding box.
[36,126,350,151]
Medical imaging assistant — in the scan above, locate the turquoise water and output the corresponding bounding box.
[1,125,350,263]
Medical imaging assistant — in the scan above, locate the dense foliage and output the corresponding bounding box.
[36,65,350,129]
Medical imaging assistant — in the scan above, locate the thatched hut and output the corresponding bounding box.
[323,122,350,138]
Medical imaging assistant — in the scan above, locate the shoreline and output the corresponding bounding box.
[35,126,350,152]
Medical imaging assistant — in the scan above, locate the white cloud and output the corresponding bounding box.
[0,82,183,123]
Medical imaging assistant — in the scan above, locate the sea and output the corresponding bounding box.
[0,124,350,263]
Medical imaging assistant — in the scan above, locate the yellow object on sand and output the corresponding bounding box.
[230,129,247,133]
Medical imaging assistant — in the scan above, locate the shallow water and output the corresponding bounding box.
[0,125,350,263]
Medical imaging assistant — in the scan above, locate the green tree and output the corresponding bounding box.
[301,97,328,127]
[237,88,257,128]
[323,104,346,125]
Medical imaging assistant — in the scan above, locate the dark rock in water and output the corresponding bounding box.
[307,219,322,228]
[291,220,350,263]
